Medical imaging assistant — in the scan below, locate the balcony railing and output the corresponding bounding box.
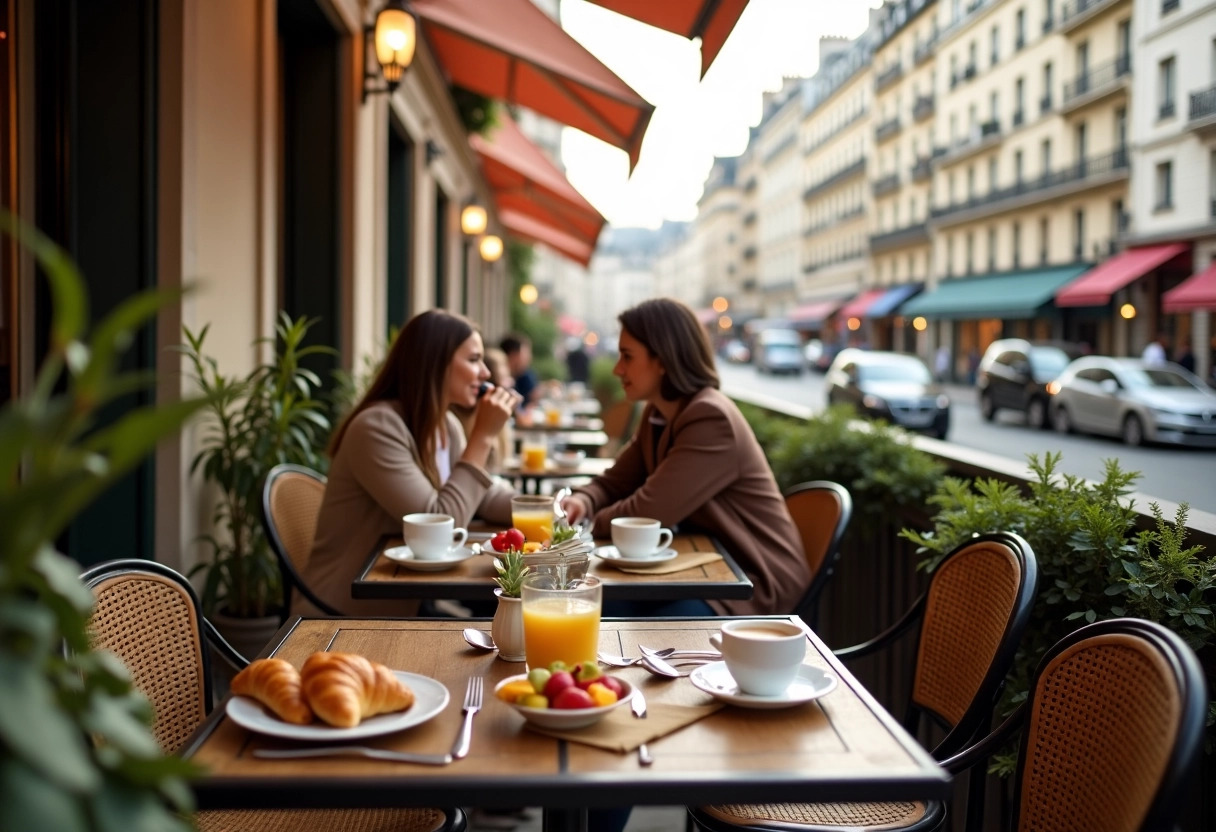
[1190,84,1216,121]
[869,222,930,253]
[1159,100,1176,120]
[1015,34,1025,51]
[1162,0,1180,12]
[911,157,932,182]
[930,147,1129,221]
[1042,16,1054,33]
[872,174,901,197]
[980,119,1001,137]
[802,158,868,201]
[805,108,868,154]
[875,117,903,144]
[1040,94,1053,114]
[1060,0,1119,28]
[913,38,936,66]
[1012,108,1025,127]
[875,63,904,93]
[964,63,977,81]
[1062,55,1131,106]
[913,95,935,122]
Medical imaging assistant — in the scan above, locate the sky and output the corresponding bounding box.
[558,0,881,230]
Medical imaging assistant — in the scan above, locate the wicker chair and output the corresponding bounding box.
[689,531,1039,832]
[783,481,852,628]
[260,463,340,617]
[940,617,1206,832]
[81,558,465,832]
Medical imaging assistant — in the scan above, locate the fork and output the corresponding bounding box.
[451,677,483,760]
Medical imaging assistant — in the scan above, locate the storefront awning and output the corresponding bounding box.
[470,113,605,247]
[836,289,889,321]
[787,297,847,328]
[900,266,1089,320]
[865,283,923,318]
[695,307,720,324]
[1055,243,1190,307]
[1163,262,1216,313]
[584,0,750,78]
[415,0,654,170]
[499,209,595,268]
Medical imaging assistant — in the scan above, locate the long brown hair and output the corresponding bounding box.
[329,309,477,487]
[618,298,719,401]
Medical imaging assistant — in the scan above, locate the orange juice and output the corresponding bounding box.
[522,597,601,669]
[512,510,554,544]
[545,406,562,426]
[522,445,547,471]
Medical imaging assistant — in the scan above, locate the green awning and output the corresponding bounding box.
[900,266,1090,320]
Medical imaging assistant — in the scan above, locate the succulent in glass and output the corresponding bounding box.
[493,549,532,598]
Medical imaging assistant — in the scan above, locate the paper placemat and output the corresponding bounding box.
[615,551,724,575]
[526,701,724,752]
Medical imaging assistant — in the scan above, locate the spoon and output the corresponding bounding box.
[462,628,497,651]
[598,648,680,667]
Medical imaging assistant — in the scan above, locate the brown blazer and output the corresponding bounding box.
[301,402,514,617]
[575,388,809,616]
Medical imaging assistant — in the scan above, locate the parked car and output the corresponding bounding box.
[825,349,950,439]
[721,339,751,364]
[1049,356,1216,447]
[976,339,1078,428]
[753,328,804,375]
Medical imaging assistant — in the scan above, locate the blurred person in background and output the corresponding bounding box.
[565,336,590,384]
[500,332,540,406]
[1142,332,1169,367]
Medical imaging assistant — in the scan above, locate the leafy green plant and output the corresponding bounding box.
[0,217,204,830]
[900,452,1215,762]
[178,313,334,618]
[493,549,532,598]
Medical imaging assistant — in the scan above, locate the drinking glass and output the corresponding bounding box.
[521,574,602,671]
[511,494,555,544]
[520,432,548,472]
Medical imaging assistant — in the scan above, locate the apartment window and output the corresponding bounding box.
[1039,217,1050,264]
[991,25,1000,65]
[1015,77,1025,124]
[1041,139,1052,178]
[968,41,977,72]
[990,91,1000,124]
[988,156,999,191]
[1155,161,1173,210]
[946,235,955,277]
[1012,222,1022,268]
[1076,123,1088,171]
[1042,62,1053,112]
[1073,209,1085,261]
[1115,107,1127,150]
[1014,149,1024,184]
[907,254,915,279]
[950,54,959,87]
[952,0,962,22]
[966,232,975,274]
[1015,8,1026,49]
[949,171,957,202]
[910,196,917,220]
[950,112,959,143]
[1112,199,1126,237]
[1158,57,1176,119]
[1043,0,1054,30]
[1117,20,1131,64]
[967,166,976,199]
[1077,41,1090,80]
[987,227,997,271]
[1209,151,1216,218]
[1162,0,1180,14]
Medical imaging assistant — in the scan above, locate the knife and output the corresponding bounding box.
[630,688,653,766]
[253,746,453,765]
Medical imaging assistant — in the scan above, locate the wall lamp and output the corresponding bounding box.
[362,0,418,103]
[479,234,504,262]
[461,202,488,236]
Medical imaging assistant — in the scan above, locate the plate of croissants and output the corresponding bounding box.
[226,652,450,741]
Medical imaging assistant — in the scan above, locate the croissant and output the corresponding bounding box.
[231,658,314,725]
[300,652,415,728]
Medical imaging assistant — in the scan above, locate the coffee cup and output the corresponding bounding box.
[402,513,468,560]
[610,517,674,558]
[709,620,806,697]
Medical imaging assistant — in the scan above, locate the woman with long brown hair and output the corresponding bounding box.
[302,310,521,616]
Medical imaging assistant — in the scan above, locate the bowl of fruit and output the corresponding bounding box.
[494,661,633,730]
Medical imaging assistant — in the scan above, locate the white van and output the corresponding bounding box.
[753,328,804,375]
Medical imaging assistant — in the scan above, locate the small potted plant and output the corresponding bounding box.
[492,548,532,662]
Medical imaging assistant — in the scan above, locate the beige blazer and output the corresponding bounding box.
[574,388,809,616]
[301,401,514,617]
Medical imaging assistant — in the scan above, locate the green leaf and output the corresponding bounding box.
[81,691,163,757]
[90,774,195,832]
[0,758,89,832]
[32,545,95,615]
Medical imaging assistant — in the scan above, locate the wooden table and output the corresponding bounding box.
[497,456,614,492]
[353,531,752,602]
[183,617,950,832]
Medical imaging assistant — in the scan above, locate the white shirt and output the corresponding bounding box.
[436,433,452,483]
[1142,341,1166,367]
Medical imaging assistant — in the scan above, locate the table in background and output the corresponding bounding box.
[513,429,608,456]
[497,455,614,493]
[353,531,751,603]
[183,616,950,832]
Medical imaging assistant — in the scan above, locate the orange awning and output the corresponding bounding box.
[1055,243,1190,307]
[585,0,750,78]
[499,209,595,268]
[1163,262,1216,313]
[414,0,654,170]
[470,113,605,247]
[836,289,889,321]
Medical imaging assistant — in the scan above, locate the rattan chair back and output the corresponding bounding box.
[1013,619,1206,832]
[784,481,852,624]
[261,463,338,617]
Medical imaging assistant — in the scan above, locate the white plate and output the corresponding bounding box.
[226,670,450,740]
[384,545,476,571]
[593,545,678,566]
[689,662,838,710]
[496,674,634,730]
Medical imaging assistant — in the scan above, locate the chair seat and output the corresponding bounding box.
[693,799,944,831]
[198,806,456,832]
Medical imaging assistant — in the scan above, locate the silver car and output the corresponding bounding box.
[1049,356,1216,447]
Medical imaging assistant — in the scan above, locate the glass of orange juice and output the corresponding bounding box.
[511,494,555,544]
[521,575,602,671]
[520,432,547,471]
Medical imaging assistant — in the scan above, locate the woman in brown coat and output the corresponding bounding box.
[302,310,521,617]
[563,298,809,617]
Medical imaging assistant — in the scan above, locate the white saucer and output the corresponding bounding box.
[689,662,838,709]
[384,545,476,572]
[592,545,678,566]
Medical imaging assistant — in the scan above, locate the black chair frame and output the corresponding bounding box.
[785,479,853,626]
[260,463,342,617]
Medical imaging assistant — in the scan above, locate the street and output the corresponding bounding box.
[717,362,1216,516]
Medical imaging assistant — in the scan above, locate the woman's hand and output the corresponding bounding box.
[470,384,521,440]
[561,493,592,525]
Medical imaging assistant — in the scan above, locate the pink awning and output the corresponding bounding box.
[787,298,845,326]
[1163,262,1216,313]
[1055,244,1190,307]
[836,289,889,321]
[584,0,750,78]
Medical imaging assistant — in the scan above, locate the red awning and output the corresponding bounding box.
[470,113,605,247]
[1163,262,1216,313]
[836,289,889,321]
[1055,243,1190,307]
[499,209,595,268]
[787,297,845,326]
[414,0,654,170]
[584,0,750,78]
[695,307,719,324]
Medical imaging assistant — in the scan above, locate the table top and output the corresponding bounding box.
[517,417,605,433]
[353,532,753,601]
[498,456,615,482]
[183,617,949,812]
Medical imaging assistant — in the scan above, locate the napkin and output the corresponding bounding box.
[616,551,723,575]
[526,700,724,752]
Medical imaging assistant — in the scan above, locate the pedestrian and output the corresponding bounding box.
[1142,332,1169,367]
[500,332,540,406]
[934,344,951,382]
[564,336,590,384]
[966,347,980,385]
[1176,341,1196,373]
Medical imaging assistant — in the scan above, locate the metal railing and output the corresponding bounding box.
[875,118,903,144]
[872,174,901,197]
[1160,101,1176,120]
[980,119,1001,137]
[1012,109,1025,127]
[1190,84,1216,121]
[805,108,869,154]
[930,147,1129,220]
[911,157,932,182]
[1042,16,1054,33]
[869,222,929,252]
[1040,94,1053,114]
[914,38,936,65]
[913,95,935,122]
[1063,55,1131,105]
[802,158,868,201]
[1061,0,1118,26]
[1162,0,1180,11]
[875,63,904,93]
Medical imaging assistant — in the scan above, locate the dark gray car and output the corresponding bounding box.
[826,349,950,439]
[976,339,1076,428]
